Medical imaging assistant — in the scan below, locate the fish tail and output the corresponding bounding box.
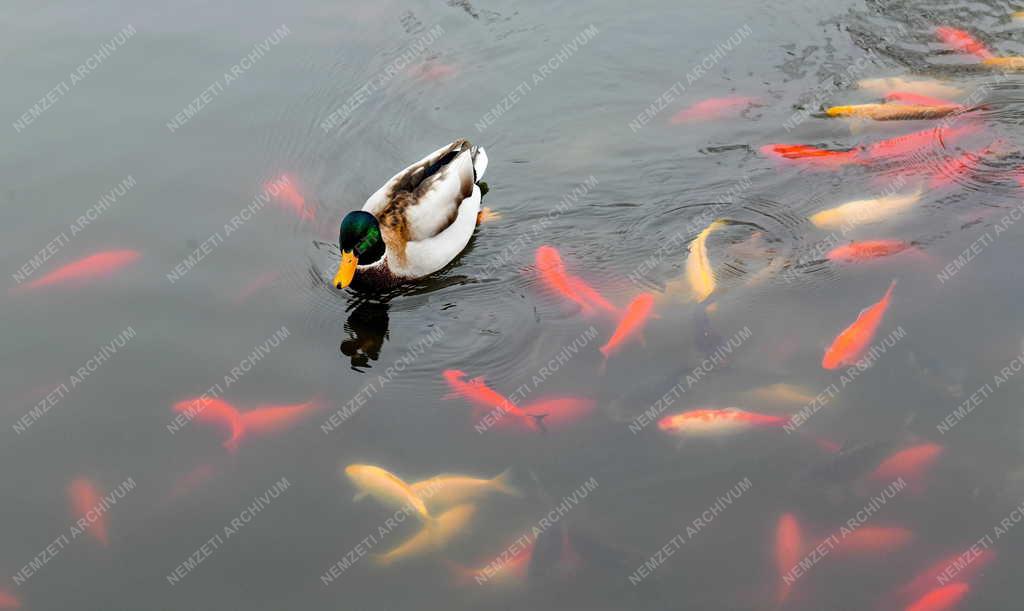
[884,278,899,301]
[492,468,523,497]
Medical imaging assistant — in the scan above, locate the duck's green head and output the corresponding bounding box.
[334,211,384,289]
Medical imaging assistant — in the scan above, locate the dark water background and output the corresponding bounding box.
[3,0,1024,609]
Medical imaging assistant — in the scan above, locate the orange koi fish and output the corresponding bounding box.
[600,293,655,358]
[885,91,962,108]
[868,443,944,492]
[68,478,109,546]
[775,513,803,603]
[761,144,864,169]
[173,397,245,450]
[449,538,535,588]
[517,397,595,430]
[658,407,787,437]
[172,396,322,450]
[826,240,914,262]
[896,549,994,603]
[670,96,758,123]
[835,526,913,555]
[863,124,980,161]
[241,398,323,435]
[935,27,993,59]
[443,370,545,431]
[822,279,897,370]
[906,582,970,611]
[535,246,617,315]
[16,250,140,293]
[266,174,313,220]
[0,590,19,609]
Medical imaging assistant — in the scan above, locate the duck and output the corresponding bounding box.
[333,139,493,291]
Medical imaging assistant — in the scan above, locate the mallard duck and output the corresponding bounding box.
[333,139,490,290]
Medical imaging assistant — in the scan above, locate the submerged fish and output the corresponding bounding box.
[826,240,914,262]
[450,537,535,588]
[737,383,817,409]
[266,174,313,220]
[775,513,803,603]
[935,26,993,59]
[670,96,758,123]
[172,396,321,450]
[825,103,962,121]
[373,504,476,566]
[895,548,994,604]
[809,189,922,230]
[822,279,897,370]
[0,590,18,609]
[535,246,617,315]
[858,76,965,100]
[15,250,140,293]
[658,407,787,437]
[685,220,725,302]
[863,124,979,161]
[867,443,944,492]
[69,478,109,546]
[905,582,970,611]
[760,144,863,169]
[884,91,961,108]
[517,397,596,429]
[409,469,520,512]
[345,464,432,523]
[442,370,545,431]
[600,293,656,358]
[834,525,913,555]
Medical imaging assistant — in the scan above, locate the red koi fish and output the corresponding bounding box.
[658,407,787,437]
[868,443,944,492]
[535,246,617,315]
[443,370,544,431]
[863,124,980,161]
[761,144,863,169]
[449,538,535,588]
[935,27,993,60]
[266,174,313,220]
[172,396,322,451]
[518,397,596,430]
[15,250,140,293]
[0,590,19,609]
[906,582,969,611]
[927,144,996,189]
[600,293,655,358]
[775,513,803,603]
[835,526,913,556]
[826,240,914,262]
[895,549,994,604]
[885,91,962,108]
[822,279,897,370]
[670,96,758,123]
[69,478,109,546]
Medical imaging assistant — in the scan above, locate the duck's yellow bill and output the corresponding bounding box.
[333,250,358,289]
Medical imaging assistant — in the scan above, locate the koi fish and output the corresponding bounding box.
[826,240,914,262]
[15,250,140,293]
[685,220,724,302]
[373,504,476,566]
[266,174,313,220]
[442,370,545,431]
[895,549,994,603]
[1014,11,1024,22]
[238,398,323,436]
[822,279,897,370]
[410,468,520,512]
[658,407,787,437]
[760,144,863,169]
[345,464,432,523]
[935,27,993,59]
[0,590,19,609]
[600,293,656,358]
[775,513,803,603]
[835,526,913,555]
[449,537,535,587]
[737,383,817,410]
[868,443,944,492]
[809,189,922,229]
[825,103,962,121]
[670,96,758,123]
[858,77,965,100]
[69,478,109,546]
[172,396,321,450]
[863,124,979,161]
[885,91,962,108]
[535,246,617,315]
[927,144,996,189]
[981,56,1024,70]
[517,397,596,430]
[906,582,969,611]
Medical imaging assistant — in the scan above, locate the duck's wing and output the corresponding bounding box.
[392,184,482,279]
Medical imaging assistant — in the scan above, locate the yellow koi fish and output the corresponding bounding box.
[982,56,1024,70]
[857,77,964,100]
[373,504,476,566]
[345,464,431,523]
[738,383,817,410]
[410,468,520,513]
[684,220,725,302]
[825,103,961,121]
[809,188,923,230]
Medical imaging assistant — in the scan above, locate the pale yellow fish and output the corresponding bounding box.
[410,468,520,512]
[982,56,1024,71]
[684,220,725,302]
[825,103,961,121]
[373,504,476,566]
[809,188,923,230]
[857,76,964,100]
[738,383,817,410]
[345,464,431,523]
[1013,11,1024,22]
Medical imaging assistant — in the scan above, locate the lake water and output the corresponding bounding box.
[3,0,1024,609]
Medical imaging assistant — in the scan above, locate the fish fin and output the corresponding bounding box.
[531,414,548,433]
[353,491,368,502]
[492,468,523,497]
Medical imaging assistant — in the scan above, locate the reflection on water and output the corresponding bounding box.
[340,299,389,371]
